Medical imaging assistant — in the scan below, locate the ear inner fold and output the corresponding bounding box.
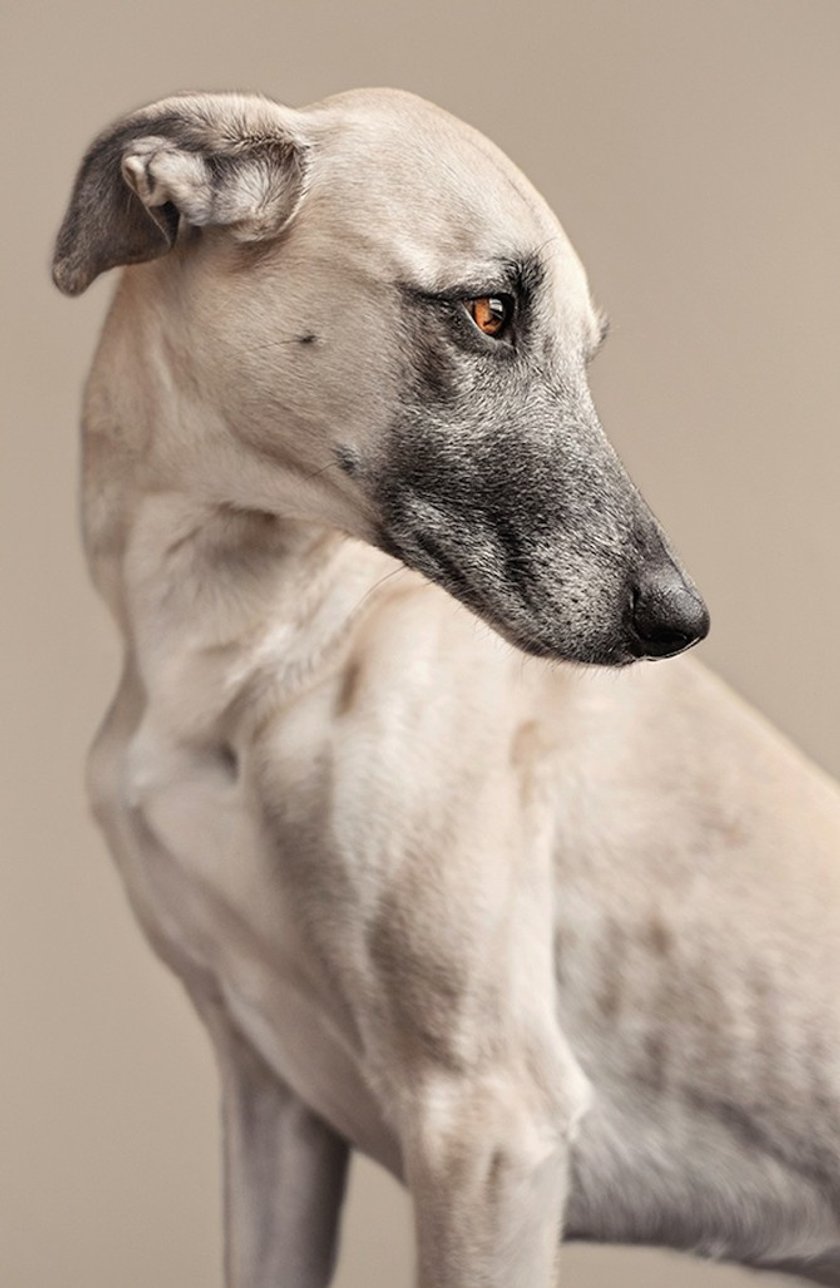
[52,92,309,296]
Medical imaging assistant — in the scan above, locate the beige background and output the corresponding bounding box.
[2,2,838,1285]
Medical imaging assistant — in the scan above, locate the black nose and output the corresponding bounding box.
[630,569,710,659]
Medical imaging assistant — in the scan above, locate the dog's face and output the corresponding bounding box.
[54,88,708,666]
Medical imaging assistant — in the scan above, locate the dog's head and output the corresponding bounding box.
[53,88,708,666]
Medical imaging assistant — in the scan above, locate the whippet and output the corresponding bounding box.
[52,88,840,1287]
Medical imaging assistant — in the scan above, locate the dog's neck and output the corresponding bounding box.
[81,281,401,722]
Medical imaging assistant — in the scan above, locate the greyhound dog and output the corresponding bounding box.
[53,89,840,1287]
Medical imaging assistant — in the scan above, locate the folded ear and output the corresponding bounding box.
[52,91,310,296]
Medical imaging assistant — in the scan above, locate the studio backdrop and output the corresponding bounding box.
[2,2,838,1286]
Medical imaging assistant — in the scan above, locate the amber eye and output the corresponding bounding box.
[466,295,512,338]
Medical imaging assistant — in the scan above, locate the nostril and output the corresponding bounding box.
[630,576,710,659]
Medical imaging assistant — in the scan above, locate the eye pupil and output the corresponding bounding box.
[469,295,510,337]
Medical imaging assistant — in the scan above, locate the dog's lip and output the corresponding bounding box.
[379,525,491,622]
[378,525,639,668]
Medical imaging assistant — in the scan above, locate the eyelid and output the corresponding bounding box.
[403,282,520,349]
[423,286,513,307]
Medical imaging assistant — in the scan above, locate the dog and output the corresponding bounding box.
[53,88,840,1287]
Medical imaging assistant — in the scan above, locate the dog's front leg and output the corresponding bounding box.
[196,996,350,1288]
[402,1056,589,1288]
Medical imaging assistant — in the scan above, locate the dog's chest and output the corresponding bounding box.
[114,682,406,1160]
[103,547,565,1160]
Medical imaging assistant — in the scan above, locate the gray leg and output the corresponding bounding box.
[199,999,350,1288]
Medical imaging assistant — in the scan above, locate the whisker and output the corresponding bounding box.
[350,565,409,617]
[245,335,315,352]
[297,458,343,485]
